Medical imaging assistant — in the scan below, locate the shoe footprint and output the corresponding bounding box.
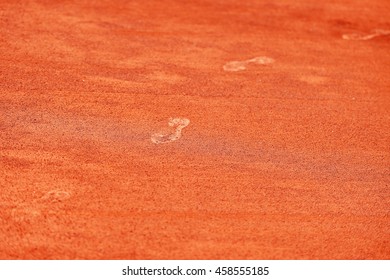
[342,29,390,40]
[10,190,71,223]
[39,190,71,203]
[223,56,274,72]
[151,117,190,144]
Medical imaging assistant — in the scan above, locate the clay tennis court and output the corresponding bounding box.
[0,0,389,259]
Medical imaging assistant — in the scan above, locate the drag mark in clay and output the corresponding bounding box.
[151,117,190,144]
[342,29,390,40]
[223,56,274,72]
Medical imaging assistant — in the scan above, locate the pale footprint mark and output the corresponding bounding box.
[223,61,247,72]
[247,56,275,65]
[342,29,390,40]
[10,189,71,222]
[151,117,190,144]
[40,190,71,202]
[223,56,274,72]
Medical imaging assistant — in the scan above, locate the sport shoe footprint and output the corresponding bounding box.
[223,56,274,72]
[151,117,190,144]
[10,190,71,223]
[342,29,390,40]
[39,190,71,203]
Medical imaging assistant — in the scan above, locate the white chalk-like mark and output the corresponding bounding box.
[342,29,390,40]
[223,56,274,72]
[151,117,190,144]
[40,190,71,202]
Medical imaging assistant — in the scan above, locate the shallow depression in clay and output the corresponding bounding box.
[151,117,190,144]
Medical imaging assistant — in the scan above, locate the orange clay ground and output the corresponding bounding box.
[0,0,389,259]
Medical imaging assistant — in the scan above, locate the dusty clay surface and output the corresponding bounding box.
[0,0,389,259]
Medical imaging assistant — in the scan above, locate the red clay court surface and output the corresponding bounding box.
[0,0,389,259]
